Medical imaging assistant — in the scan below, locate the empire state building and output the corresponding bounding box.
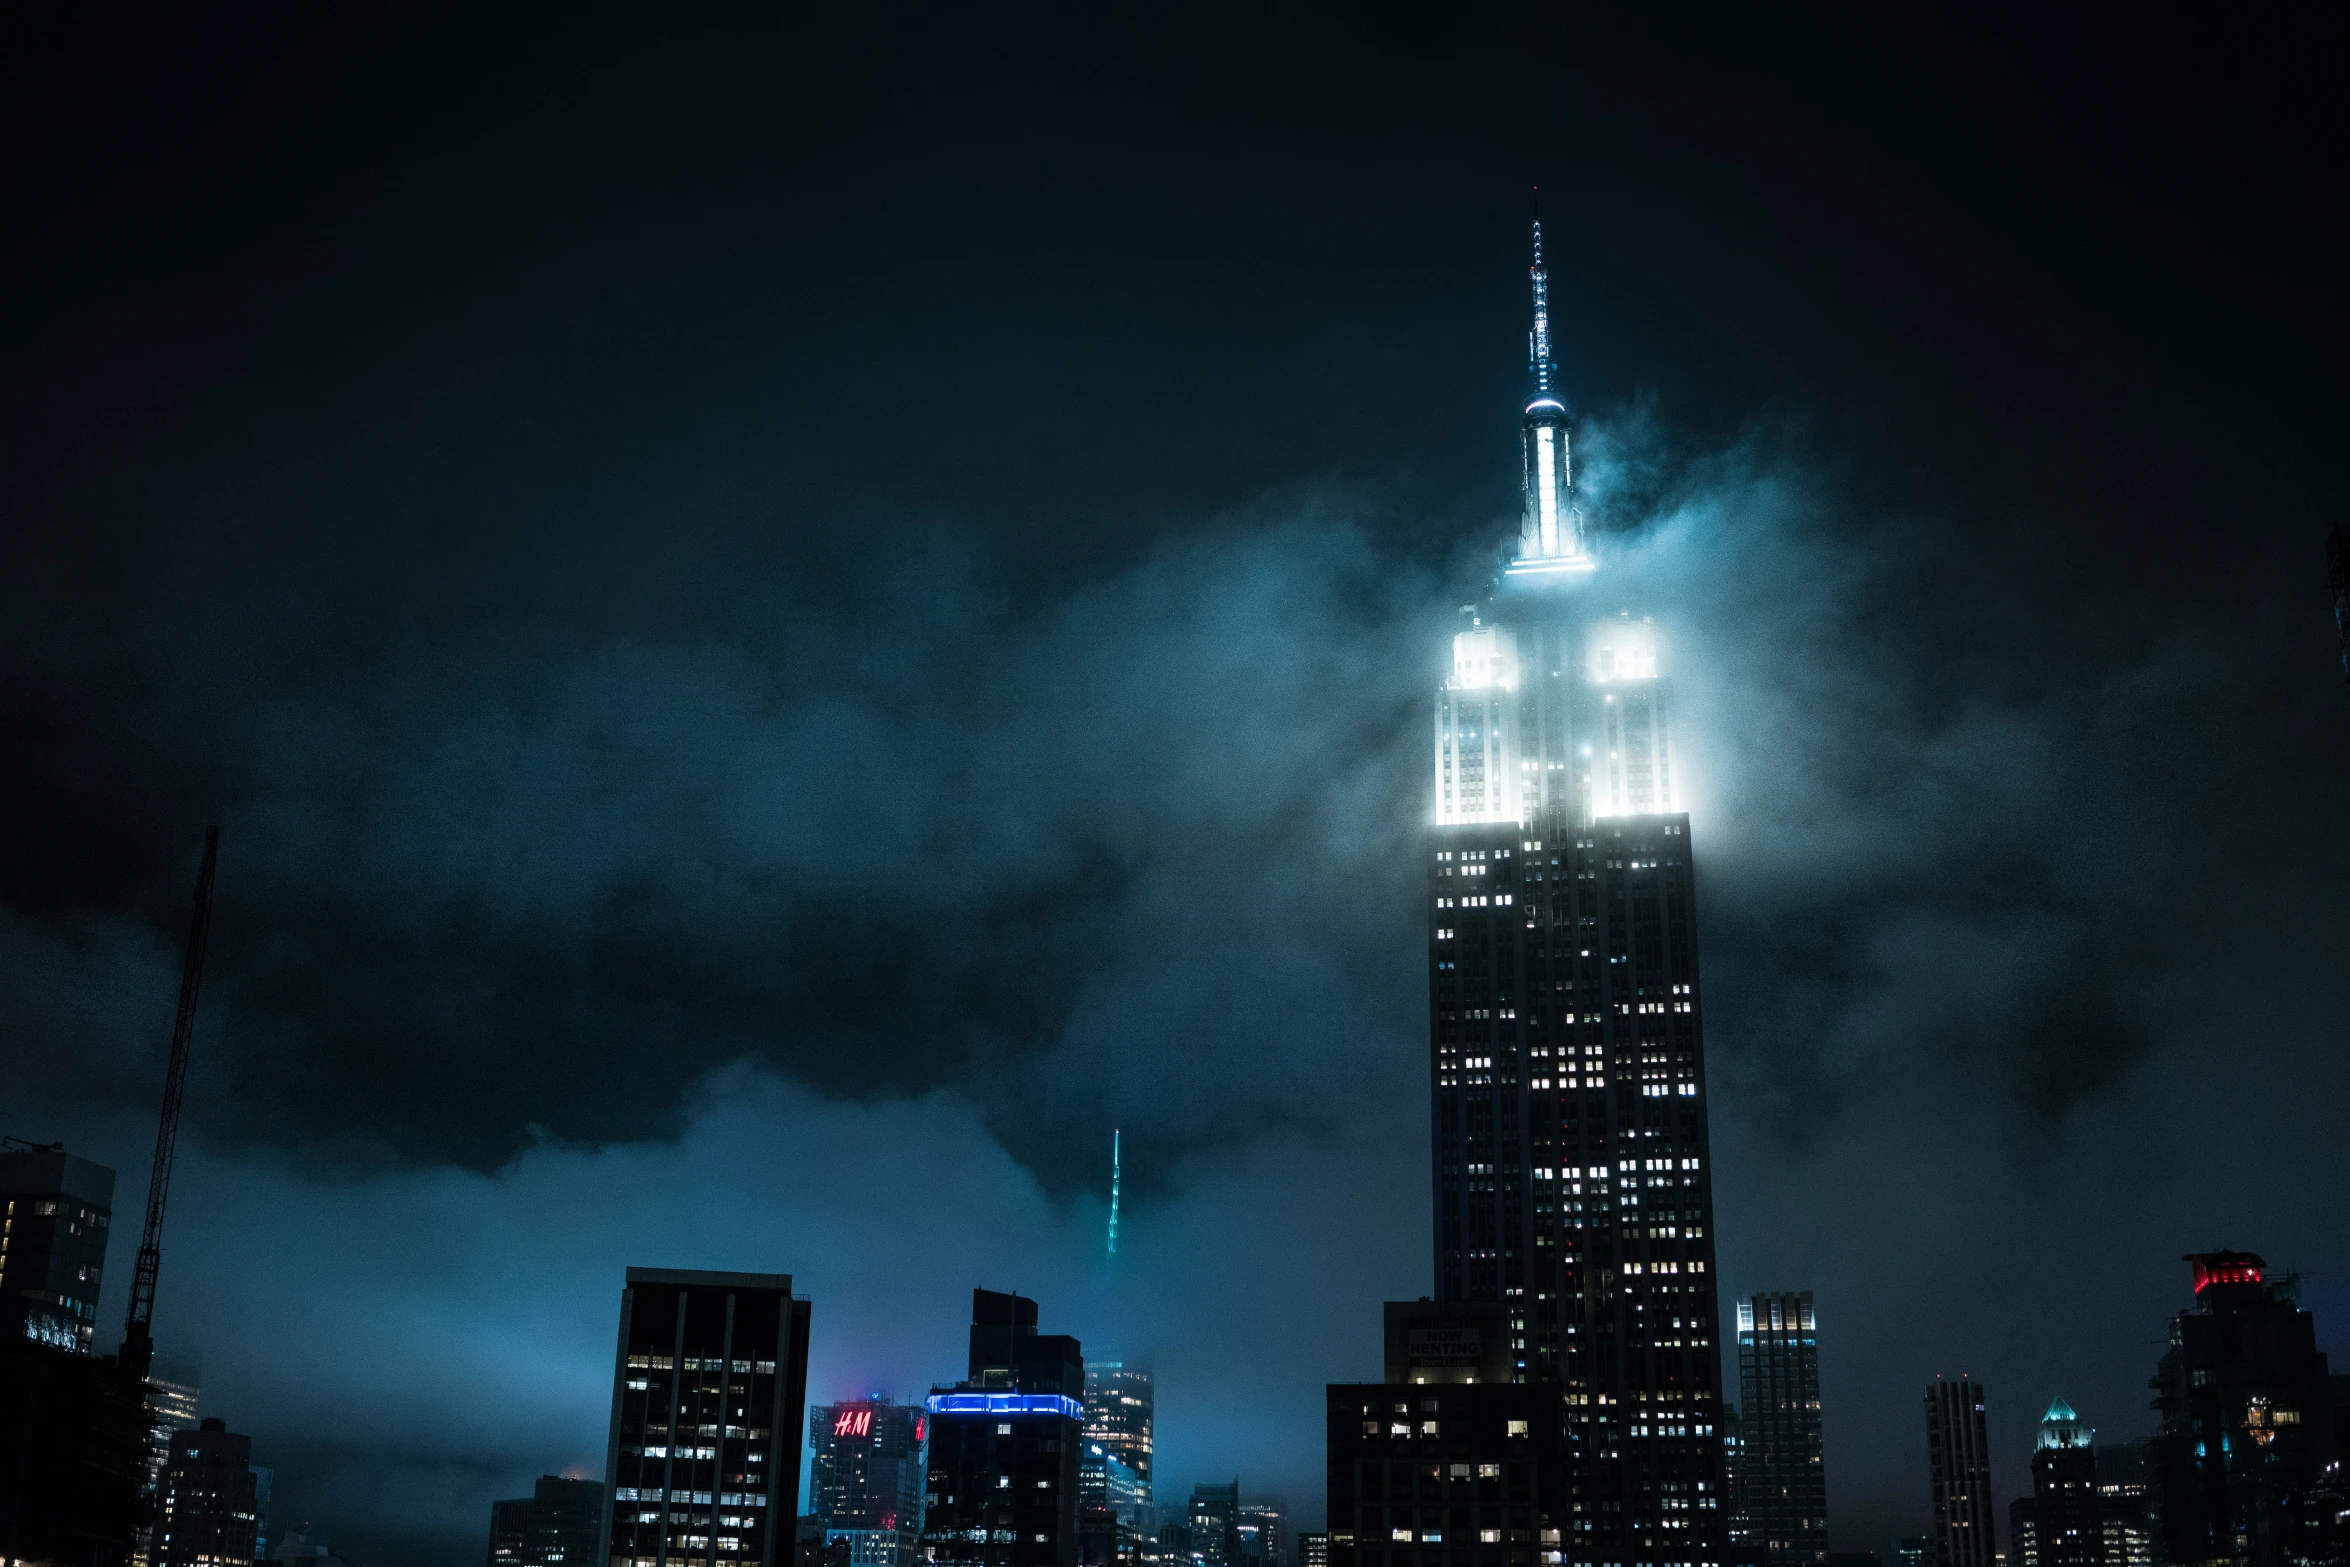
[1427,216,1725,1567]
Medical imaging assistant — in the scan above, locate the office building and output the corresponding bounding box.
[599,1268,812,1567]
[143,1354,204,1533]
[1081,1363,1155,1527]
[809,1398,929,1567]
[2152,1253,2337,1567]
[1189,1485,1241,1567]
[1239,1504,1284,1567]
[1324,1380,1569,1567]
[1424,215,1725,1567]
[2091,1444,2156,1567]
[155,1418,262,1567]
[920,1289,1085,1567]
[1891,1538,1928,1567]
[1298,1535,1328,1567]
[1923,1379,1996,1567]
[488,1476,605,1567]
[0,1142,116,1354]
[2024,1402,2099,1567]
[2007,1500,2038,1567]
[1733,1296,1826,1567]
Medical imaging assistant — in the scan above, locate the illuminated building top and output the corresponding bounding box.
[1508,207,1591,577]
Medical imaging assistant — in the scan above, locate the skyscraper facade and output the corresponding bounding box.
[1425,214,1724,1567]
[1922,1379,1996,1567]
[0,1142,116,1354]
[487,1476,605,1567]
[809,1398,929,1567]
[1733,1295,1826,1567]
[2151,1252,2337,1567]
[598,1268,812,1567]
[1080,1363,1154,1526]
[2030,1401,2100,1567]
[920,1290,1085,1567]
[155,1417,262,1567]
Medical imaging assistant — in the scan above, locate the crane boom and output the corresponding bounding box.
[120,826,218,1379]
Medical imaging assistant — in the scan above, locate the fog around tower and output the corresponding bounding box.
[6,404,2344,1564]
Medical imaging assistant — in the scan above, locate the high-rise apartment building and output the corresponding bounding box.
[2151,1253,2337,1567]
[810,1398,929,1567]
[1733,1295,1826,1567]
[1423,215,1724,1567]
[598,1268,812,1567]
[1923,1379,1996,1567]
[0,1142,115,1354]
[488,1476,605,1567]
[154,1418,262,1567]
[920,1290,1085,1567]
[1081,1363,1154,1526]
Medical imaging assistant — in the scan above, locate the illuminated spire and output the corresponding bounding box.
[1507,190,1590,577]
[1529,193,1555,401]
[1106,1129,1121,1260]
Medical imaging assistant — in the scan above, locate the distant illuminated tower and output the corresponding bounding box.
[1924,1378,1997,1567]
[1735,1294,1827,1567]
[1413,208,1724,1567]
[2027,1400,2100,1567]
[1080,1361,1154,1525]
[1107,1131,1121,1262]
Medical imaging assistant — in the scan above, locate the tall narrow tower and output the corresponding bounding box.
[1422,211,1724,1567]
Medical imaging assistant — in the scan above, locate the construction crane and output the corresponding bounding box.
[119,826,219,1381]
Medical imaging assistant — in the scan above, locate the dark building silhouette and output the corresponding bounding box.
[1722,1406,1761,1567]
[488,1476,605,1567]
[1324,1381,1568,1567]
[1189,1485,1240,1567]
[920,1290,1084,1567]
[155,1418,261,1567]
[1923,1378,1996,1567]
[598,1268,812,1567]
[808,1398,928,1567]
[1733,1295,1826,1567]
[1425,215,1725,1567]
[1384,1302,1513,1387]
[2153,1253,2338,1567]
[0,1143,116,1355]
[0,1333,151,1566]
[1891,1537,1928,1567]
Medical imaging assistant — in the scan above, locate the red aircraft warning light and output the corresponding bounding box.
[2186,1251,2266,1294]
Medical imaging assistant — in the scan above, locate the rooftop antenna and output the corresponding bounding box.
[1529,187,1554,400]
[120,826,219,1381]
[1107,1129,1121,1261]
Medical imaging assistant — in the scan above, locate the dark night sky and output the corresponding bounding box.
[4,5,2347,1564]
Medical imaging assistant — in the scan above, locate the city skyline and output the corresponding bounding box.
[1,6,2345,1567]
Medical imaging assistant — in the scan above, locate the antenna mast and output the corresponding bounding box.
[1107,1130,1121,1261]
[121,827,219,1380]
